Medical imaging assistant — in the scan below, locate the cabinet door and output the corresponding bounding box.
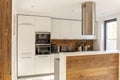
[35,55,51,74]
[70,21,81,39]
[60,20,70,39]
[18,15,35,26]
[50,55,55,73]
[18,55,35,76]
[18,21,35,76]
[51,19,61,39]
[18,24,35,56]
[35,17,51,32]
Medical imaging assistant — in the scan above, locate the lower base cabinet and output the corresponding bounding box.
[35,55,51,74]
[18,55,55,76]
[18,55,35,76]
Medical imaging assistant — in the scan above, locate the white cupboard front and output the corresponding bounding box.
[51,19,81,39]
[51,19,61,39]
[35,17,51,32]
[70,20,81,39]
[18,55,35,76]
[18,15,35,76]
[18,15,35,26]
[60,20,70,39]
[35,55,51,74]
[50,55,55,73]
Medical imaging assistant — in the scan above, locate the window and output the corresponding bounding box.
[104,19,117,50]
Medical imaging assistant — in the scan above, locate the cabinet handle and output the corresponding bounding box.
[22,57,32,59]
[38,56,49,58]
[21,53,32,55]
[20,23,34,26]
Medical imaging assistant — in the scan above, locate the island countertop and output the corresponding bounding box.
[59,50,119,56]
[56,51,120,80]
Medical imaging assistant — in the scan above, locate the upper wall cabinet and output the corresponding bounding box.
[70,20,81,39]
[51,19,82,39]
[60,20,71,39]
[35,17,51,32]
[51,19,61,39]
[18,15,35,26]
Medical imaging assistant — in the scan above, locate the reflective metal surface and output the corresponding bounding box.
[82,1,96,35]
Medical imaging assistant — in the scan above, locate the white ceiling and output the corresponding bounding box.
[14,0,120,20]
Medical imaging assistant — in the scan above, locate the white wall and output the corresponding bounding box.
[93,21,104,51]
[117,16,120,50]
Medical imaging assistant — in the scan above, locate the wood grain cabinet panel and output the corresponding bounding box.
[0,0,12,80]
[66,53,119,80]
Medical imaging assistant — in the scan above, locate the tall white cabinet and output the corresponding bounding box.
[17,15,53,77]
[18,15,35,76]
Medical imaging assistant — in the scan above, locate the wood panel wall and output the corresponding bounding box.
[0,0,12,80]
[51,40,93,51]
[66,53,119,80]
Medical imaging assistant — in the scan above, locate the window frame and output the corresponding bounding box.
[104,18,117,50]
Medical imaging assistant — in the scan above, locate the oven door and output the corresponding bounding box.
[35,32,50,44]
[36,45,51,55]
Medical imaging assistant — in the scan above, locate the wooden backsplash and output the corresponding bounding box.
[51,39,93,51]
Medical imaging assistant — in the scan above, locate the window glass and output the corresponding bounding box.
[106,21,117,39]
[105,19,117,51]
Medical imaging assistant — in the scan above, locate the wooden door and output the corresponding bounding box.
[0,0,12,80]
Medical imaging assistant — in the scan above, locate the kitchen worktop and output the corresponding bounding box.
[59,50,119,56]
[53,50,119,58]
[56,50,120,80]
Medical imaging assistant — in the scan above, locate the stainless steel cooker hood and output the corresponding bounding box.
[82,1,96,35]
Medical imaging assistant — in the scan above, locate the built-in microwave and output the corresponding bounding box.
[35,32,50,44]
[35,32,51,55]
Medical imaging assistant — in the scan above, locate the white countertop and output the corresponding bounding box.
[59,50,119,56]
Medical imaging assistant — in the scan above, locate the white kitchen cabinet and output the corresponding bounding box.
[51,19,61,39]
[18,15,35,76]
[18,24,35,56]
[60,20,70,39]
[35,17,51,32]
[50,55,55,73]
[35,55,51,74]
[51,19,81,39]
[18,55,35,76]
[18,15,35,26]
[70,20,81,39]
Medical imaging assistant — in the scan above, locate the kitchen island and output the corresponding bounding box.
[56,51,119,80]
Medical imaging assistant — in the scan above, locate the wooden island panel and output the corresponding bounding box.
[66,53,119,80]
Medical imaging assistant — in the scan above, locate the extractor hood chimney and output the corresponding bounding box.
[82,1,96,35]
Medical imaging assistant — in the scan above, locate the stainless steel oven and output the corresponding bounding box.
[35,32,51,55]
[35,32,50,44]
[36,45,51,55]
